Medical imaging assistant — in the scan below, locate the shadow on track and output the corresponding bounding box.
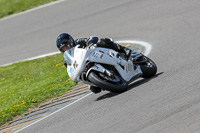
[96,72,164,101]
[95,92,120,101]
[128,72,164,90]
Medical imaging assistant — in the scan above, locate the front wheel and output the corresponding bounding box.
[88,71,128,93]
[140,56,157,78]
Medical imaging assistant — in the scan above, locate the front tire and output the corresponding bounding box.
[88,71,128,93]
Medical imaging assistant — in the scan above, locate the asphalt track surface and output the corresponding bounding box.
[1,0,200,133]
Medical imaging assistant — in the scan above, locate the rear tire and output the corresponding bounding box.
[140,56,157,78]
[88,71,128,93]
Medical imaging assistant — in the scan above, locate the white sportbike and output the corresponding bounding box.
[64,44,157,93]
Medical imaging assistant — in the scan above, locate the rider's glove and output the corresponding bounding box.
[87,36,98,45]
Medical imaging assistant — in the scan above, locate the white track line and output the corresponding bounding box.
[0,52,60,67]
[0,40,152,67]
[0,0,65,67]
[0,0,66,22]
[14,92,93,133]
[13,40,152,133]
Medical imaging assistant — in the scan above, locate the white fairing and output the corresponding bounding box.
[63,45,142,83]
[64,46,87,82]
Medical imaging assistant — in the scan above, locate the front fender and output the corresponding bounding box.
[86,64,105,78]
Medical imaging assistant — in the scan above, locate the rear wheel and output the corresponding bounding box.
[140,56,157,78]
[88,71,128,93]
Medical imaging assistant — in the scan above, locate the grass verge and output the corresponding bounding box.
[0,54,76,126]
[0,0,57,19]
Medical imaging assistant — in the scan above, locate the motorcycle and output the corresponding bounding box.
[64,44,157,93]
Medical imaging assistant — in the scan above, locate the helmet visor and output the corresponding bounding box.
[60,44,71,53]
[60,37,74,52]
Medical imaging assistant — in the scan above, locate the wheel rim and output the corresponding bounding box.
[145,57,154,68]
[146,61,154,67]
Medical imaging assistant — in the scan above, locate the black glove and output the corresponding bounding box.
[87,36,98,45]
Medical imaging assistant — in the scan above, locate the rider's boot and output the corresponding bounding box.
[128,52,144,62]
[122,46,132,60]
[112,42,132,60]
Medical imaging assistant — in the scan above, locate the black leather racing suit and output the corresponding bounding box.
[63,37,132,68]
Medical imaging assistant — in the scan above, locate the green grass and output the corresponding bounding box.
[0,0,57,18]
[0,54,76,126]
[0,0,75,126]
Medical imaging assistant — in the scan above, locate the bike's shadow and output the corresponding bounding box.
[96,72,164,101]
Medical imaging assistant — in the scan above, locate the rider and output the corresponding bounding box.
[56,33,132,93]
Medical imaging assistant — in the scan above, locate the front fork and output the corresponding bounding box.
[86,64,108,78]
[80,63,111,87]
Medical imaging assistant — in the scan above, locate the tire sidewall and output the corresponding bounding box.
[88,71,128,93]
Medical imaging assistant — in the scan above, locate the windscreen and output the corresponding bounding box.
[63,47,75,65]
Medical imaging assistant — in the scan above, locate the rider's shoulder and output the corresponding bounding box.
[100,38,114,43]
